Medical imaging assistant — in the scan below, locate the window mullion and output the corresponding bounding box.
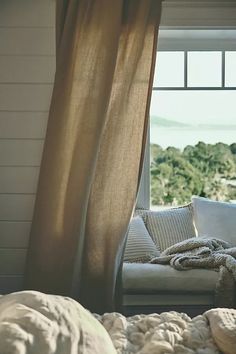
[222,51,225,88]
[184,51,188,88]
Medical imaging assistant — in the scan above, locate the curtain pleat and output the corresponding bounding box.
[25,0,162,313]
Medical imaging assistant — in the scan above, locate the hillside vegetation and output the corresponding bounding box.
[151,142,236,206]
[150,116,190,127]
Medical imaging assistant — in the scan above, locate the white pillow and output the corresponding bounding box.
[192,196,236,246]
[124,216,160,262]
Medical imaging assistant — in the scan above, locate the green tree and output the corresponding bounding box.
[151,141,236,206]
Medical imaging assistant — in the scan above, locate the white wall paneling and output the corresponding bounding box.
[0,194,35,221]
[0,0,55,293]
[0,56,55,83]
[0,84,53,111]
[0,0,55,27]
[0,167,39,193]
[0,276,24,294]
[0,28,55,56]
[0,140,44,166]
[0,222,31,248]
[0,249,27,275]
[0,112,48,139]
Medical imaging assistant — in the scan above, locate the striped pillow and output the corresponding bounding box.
[134,208,148,224]
[124,216,160,263]
[146,204,196,252]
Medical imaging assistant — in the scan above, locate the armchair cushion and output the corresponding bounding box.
[123,262,218,293]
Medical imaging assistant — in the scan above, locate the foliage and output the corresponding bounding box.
[151,142,236,206]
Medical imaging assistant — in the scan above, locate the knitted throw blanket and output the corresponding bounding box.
[150,237,236,307]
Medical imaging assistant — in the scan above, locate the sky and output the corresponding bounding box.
[150,91,236,125]
[150,51,236,126]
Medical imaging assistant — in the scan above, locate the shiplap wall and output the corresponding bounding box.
[0,0,55,293]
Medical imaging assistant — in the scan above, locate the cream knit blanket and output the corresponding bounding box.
[150,237,236,307]
[95,311,219,354]
[0,290,220,354]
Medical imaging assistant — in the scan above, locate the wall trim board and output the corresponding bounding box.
[0,55,55,83]
[0,140,44,166]
[0,84,53,111]
[0,0,55,28]
[0,221,31,248]
[0,28,55,55]
[0,249,27,275]
[0,194,35,221]
[0,275,24,294]
[0,167,39,194]
[0,111,48,139]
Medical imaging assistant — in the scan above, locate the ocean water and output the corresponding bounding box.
[150,126,236,150]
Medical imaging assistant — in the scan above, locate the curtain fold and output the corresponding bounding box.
[24,0,162,313]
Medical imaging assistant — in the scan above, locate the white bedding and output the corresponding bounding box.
[0,291,116,354]
[95,312,219,354]
[0,290,232,354]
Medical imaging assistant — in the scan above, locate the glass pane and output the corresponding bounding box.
[153,52,184,87]
[150,90,236,208]
[187,52,222,87]
[225,52,236,87]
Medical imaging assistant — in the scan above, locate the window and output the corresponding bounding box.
[137,30,236,210]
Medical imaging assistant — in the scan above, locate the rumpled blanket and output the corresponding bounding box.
[150,237,236,307]
[0,290,116,354]
[0,290,221,354]
[95,311,219,354]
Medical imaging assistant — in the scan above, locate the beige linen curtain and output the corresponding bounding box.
[25,0,162,313]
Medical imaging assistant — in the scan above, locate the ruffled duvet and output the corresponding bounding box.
[0,291,234,354]
[95,311,219,354]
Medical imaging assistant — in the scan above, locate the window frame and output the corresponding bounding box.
[153,50,236,91]
[137,31,236,210]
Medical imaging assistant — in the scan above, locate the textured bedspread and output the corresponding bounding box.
[0,290,116,354]
[0,290,234,354]
[95,311,219,354]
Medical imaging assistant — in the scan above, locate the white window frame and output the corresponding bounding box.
[137,27,236,209]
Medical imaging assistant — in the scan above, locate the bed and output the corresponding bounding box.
[0,290,235,354]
